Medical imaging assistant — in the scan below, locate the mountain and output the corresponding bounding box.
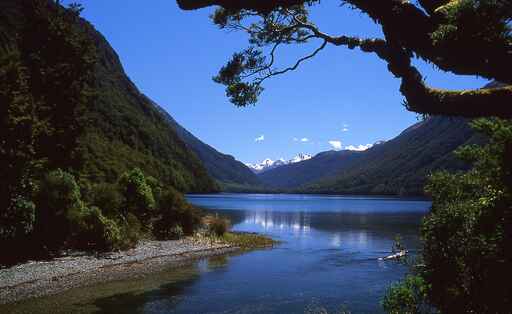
[246,153,313,173]
[259,117,483,195]
[153,104,262,188]
[0,1,217,193]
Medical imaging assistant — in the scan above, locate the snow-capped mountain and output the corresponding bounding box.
[289,153,312,164]
[246,153,312,174]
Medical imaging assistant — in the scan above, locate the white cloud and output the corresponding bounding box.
[255,135,265,142]
[328,140,342,151]
[300,138,309,142]
[341,127,349,132]
[293,137,299,142]
[346,144,373,151]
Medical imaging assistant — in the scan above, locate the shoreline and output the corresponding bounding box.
[0,238,240,305]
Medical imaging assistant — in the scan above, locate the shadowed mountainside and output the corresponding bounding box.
[260,116,483,195]
[0,0,217,192]
[154,103,262,188]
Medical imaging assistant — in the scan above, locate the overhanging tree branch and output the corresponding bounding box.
[178,0,512,118]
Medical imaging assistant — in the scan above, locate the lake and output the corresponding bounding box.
[4,194,431,314]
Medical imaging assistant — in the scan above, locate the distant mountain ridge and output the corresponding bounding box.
[246,153,312,173]
[258,117,483,195]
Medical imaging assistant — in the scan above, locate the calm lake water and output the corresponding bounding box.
[4,194,431,314]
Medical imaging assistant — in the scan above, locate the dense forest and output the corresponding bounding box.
[0,0,216,264]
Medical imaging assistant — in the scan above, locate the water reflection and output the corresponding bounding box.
[242,210,312,235]
[3,194,431,314]
[211,207,424,255]
[1,264,203,314]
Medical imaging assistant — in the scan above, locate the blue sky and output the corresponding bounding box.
[70,1,487,164]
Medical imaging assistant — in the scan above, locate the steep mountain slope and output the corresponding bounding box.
[154,104,262,187]
[79,14,218,192]
[260,117,482,195]
[0,1,217,193]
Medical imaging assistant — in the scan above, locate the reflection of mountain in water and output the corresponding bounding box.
[243,210,312,234]
[213,208,424,237]
[92,264,202,314]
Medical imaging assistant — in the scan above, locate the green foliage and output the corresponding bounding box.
[88,183,123,218]
[0,196,36,242]
[382,275,433,314]
[207,215,230,237]
[220,232,277,249]
[431,0,511,52]
[0,1,217,262]
[118,168,156,224]
[73,206,121,251]
[34,169,87,251]
[118,213,144,250]
[154,187,202,239]
[0,52,41,242]
[0,0,95,248]
[209,4,317,106]
[159,225,184,241]
[419,118,512,313]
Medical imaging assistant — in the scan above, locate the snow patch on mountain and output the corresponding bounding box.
[246,153,312,173]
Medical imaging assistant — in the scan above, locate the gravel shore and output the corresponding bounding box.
[0,238,238,305]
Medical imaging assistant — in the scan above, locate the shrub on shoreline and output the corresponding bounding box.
[206,215,230,237]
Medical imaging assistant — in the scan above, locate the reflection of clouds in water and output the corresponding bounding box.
[346,230,369,247]
[243,210,311,234]
[330,230,370,249]
[331,233,342,247]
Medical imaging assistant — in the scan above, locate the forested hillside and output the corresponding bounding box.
[0,0,216,263]
[260,117,482,195]
[0,1,216,193]
[154,103,262,189]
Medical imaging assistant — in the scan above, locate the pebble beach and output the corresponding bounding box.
[0,238,238,305]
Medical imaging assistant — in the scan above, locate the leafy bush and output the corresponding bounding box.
[34,169,87,251]
[89,183,124,218]
[221,232,276,249]
[154,187,201,238]
[146,176,163,207]
[382,275,432,314]
[119,168,155,224]
[0,196,36,241]
[155,224,184,240]
[73,206,121,251]
[420,118,512,313]
[207,215,230,237]
[118,213,144,250]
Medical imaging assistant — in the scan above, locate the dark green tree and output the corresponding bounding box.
[420,118,512,313]
[154,186,202,238]
[118,168,156,224]
[0,52,40,243]
[34,169,86,251]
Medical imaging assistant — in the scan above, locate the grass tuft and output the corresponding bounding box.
[220,232,278,249]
